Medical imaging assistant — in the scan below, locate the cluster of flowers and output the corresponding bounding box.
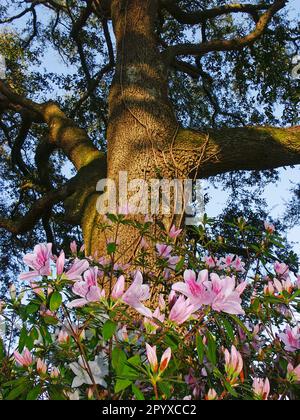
[1,219,299,400]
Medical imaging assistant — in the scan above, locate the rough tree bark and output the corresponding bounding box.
[0,0,299,263]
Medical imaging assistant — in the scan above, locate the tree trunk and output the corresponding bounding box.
[82,0,182,259]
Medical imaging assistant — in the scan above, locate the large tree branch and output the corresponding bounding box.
[173,126,300,178]
[163,0,287,60]
[0,180,76,235]
[0,81,104,171]
[160,1,269,25]
[0,154,108,234]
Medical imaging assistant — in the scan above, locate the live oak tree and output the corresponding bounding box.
[0,0,299,280]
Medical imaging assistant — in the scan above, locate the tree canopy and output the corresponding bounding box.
[0,0,299,289]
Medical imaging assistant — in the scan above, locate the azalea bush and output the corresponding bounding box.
[0,215,300,400]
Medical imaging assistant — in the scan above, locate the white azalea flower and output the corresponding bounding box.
[69,354,108,388]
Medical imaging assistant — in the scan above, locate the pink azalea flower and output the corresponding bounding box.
[156,244,173,259]
[169,295,198,325]
[56,251,65,276]
[173,270,246,315]
[274,261,289,278]
[70,241,77,255]
[208,274,247,315]
[167,255,180,270]
[14,348,33,367]
[111,275,125,300]
[203,255,218,268]
[206,388,218,400]
[231,256,245,273]
[264,221,275,234]
[20,243,52,281]
[140,237,149,250]
[224,345,243,382]
[146,343,158,373]
[252,378,270,400]
[57,329,70,344]
[172,269,211,308]
[279,325,300,352]
[68,267,103,308]
[65,258,89,282]
[168,290,177,309]
[145,344,171,374]
[220,254,235,269]
[122,271,152,318]
[169,225,182,240]
[37,358,47,375]
[158,294,166,311]
[287,363,300,383]
[273,277,293,294]
[50,367,60,379]
[159,347,172,373]
[144,307,165,334]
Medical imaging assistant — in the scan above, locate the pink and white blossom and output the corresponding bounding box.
[287,363,300,383]
[274,261,289,278]
[145,344,171,374]
[279,325,300,352]
[224,345,243,382]
[37,358,47,375]
[156,244,173,259]
[14,348,33,367]
[144,307,165,334]
[65,258,89,282]
[111,275,125,300]
[169,295,198,325]
[56,251,65,276]
[68,267,104,308]
[173,270,246,315]
[50,367,60,379]
[206,388,218,400]
[122,271,152,318]
[252,378,270,400]
[264,221,275,234]
[20,243,52,281]
[169,225,182,240]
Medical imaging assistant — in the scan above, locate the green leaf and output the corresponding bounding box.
[230,315,251,339]
[158,381,172,398]
[165,333,179,350]
[196,333,205,364]
[18,327,27,352]
[224,381,238,398]
[0,338,5,361]
[112,347,127,374]
[175,257,185,272]
[6,382,28,400]
[49,291,62,312]
[102,320,117,341]
[132,384,145,400]
[26,303,39,315]
[26,385,41,400]
[127,355,141,367]
[115,379,132,393]
[107,242,117,255]
[290,289,300,301]
[221,318,235,342]
[120,356,142,381]
[48,385,67,400]
[206,332,217,365]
